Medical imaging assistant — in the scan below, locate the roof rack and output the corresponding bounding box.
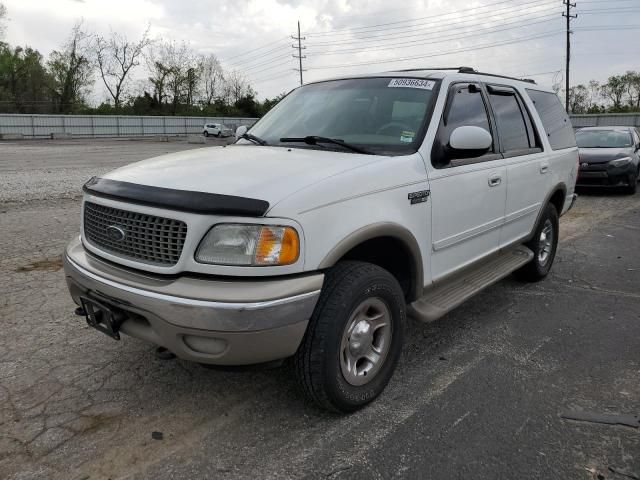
[391,66,537,85]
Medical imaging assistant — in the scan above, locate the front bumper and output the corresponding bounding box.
[577,163,636,187]
[64,237,323,365]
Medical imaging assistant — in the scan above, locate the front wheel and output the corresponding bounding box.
[203,131,209,137]
[515,203,559,282]
[293,261,405,412]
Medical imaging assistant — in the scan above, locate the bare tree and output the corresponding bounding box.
[622,71,640,109]
[95,26,151,110]
[587,80,601,110]
[601,75,627,110]
[146,40,198,113]
[199,53,224,106]
[47,21,94,113]
[225,70,248,105]
[568,85,589,114]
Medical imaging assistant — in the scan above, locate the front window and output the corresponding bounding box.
[247,77,440,155]
[576,130,633,148]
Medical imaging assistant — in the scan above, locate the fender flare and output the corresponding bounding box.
[318,222,424,302]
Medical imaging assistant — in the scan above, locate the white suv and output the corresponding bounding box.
[203,123,231,137]
[64,68,578,412]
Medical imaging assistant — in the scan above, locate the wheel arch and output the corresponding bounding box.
[525,183,566,242]
[318,222,424,302]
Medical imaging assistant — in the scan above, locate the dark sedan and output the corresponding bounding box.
[576,126,640,194]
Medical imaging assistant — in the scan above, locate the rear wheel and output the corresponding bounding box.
[293,261,405,412]
[515,203,559,282]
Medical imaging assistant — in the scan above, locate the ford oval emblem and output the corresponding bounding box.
[106,225,126,242]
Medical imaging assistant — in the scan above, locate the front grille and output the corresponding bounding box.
[580,163,608,172]
[83,202,188,266]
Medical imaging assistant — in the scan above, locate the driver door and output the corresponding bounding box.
[428,82,507,280]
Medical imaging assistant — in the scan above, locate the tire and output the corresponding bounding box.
[216,131,221,137]
[624,171,637,194]
[293,261,406,412]
[203,131,209,137]
[515,203,559,282]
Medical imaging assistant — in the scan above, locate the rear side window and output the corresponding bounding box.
[526,89,576,150]
[487,87,530,152]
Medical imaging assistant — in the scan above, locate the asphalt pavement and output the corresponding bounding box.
[0,139,638,480]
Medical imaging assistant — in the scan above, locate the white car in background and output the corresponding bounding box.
[203,123,232,137]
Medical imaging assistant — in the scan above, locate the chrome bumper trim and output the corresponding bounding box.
[66,255,321,311]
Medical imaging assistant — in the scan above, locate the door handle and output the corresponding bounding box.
[488,175,502,187]
[540,164,549,174]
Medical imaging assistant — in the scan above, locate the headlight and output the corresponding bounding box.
[610,157,632,167]
[195,224,299,266]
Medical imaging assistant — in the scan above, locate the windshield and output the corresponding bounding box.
[246,77,439,155]
[576,130,633,148]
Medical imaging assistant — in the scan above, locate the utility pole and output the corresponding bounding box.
[292,21,306,86]
[563,1,577,112]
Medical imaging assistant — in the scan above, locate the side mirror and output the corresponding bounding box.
[448,126,492,157]
[235,125,248,140]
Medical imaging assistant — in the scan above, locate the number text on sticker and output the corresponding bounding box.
[388,79,435,90]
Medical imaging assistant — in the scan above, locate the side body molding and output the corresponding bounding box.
[318,222,424,302]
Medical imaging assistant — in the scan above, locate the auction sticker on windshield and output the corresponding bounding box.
[388,78,435,90]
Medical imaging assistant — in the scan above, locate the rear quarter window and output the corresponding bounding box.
[526,89,576,150]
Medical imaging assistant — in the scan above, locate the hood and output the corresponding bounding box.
[102,145,382,211]
[578,147,633,164]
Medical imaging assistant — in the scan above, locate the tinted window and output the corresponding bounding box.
[526,89,576,150]
[488,90,529,151]
[432,84,494,167]
[444,85,492,138]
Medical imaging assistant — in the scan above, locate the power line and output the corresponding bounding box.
[306,15,560,56]
[306,30,563,71]
[306,5,559,47]
[306,0,552,36]
[225,42,291,67]
[222,37,289,62]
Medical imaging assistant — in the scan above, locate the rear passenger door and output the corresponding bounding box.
[485,84,548,247]
[428,82,507,280]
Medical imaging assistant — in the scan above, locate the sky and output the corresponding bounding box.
[1,0,639,102]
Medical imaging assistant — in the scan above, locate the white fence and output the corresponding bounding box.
[0,114,259,138]
[0,113,638,139]
[570,113,640,129]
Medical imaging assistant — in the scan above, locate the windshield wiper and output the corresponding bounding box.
[240,132,268,146]
[280,136,374,155]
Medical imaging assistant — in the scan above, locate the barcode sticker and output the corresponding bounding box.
[388,78,435,90]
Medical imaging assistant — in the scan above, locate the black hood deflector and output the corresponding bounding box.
[83,177,270,217]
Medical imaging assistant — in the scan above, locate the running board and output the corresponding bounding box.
[409,246,534,323]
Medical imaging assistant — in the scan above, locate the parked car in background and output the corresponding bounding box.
[203,123,233,137]
[64,68,577,412]
[576,126,640,194]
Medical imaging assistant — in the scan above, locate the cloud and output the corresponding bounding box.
[2,0,637,99]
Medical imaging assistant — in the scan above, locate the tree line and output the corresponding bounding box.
[0,6,284,117]
[568,72,640,114]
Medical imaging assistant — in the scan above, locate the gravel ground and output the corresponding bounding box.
[0,137,231,204]
[0,139,639,480]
